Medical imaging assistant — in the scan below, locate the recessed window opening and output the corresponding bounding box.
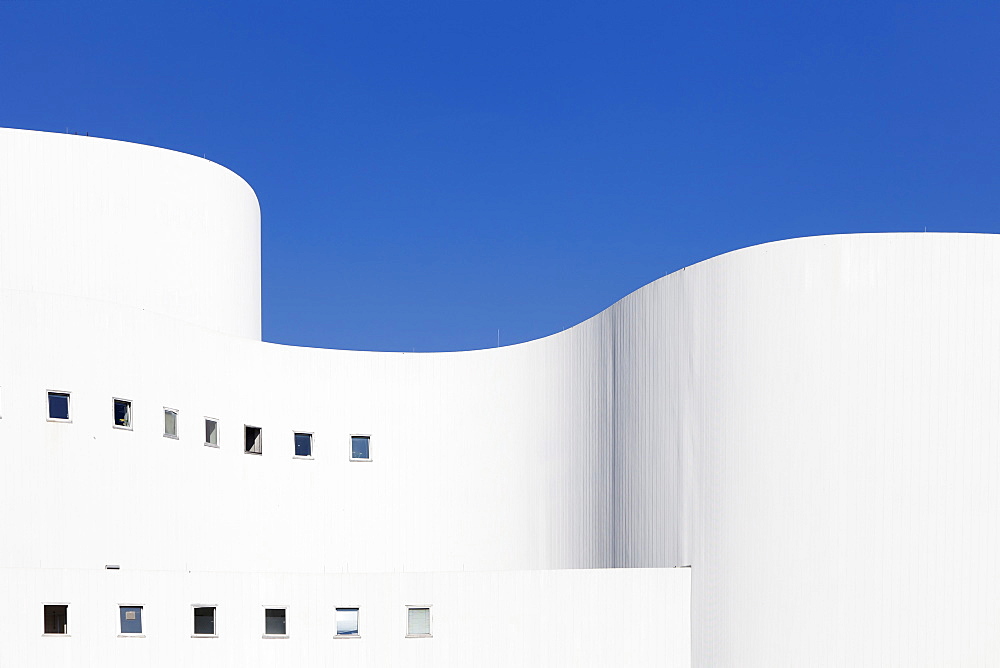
[351,435,370,461]
[406,606,431,637]
[119,606,143,635]
[335,608,360,636]
[193,606,216,636]
[205,418,218,447]
[245,426,262,455]
[264,608,286,637]
[47,391,70,421]
[294,432,312,457]
[164,408,178,439]
[43,605,68,635]
[113,398,132,429]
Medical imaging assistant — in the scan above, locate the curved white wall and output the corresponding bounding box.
[0,128,260,339]
[1,127,998,666]
[684,234,1000,665]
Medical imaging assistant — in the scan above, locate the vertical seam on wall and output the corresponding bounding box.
[611,313,620,568]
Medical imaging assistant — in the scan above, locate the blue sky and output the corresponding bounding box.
[2,1,998,351]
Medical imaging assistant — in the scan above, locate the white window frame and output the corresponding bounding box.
[163,407,179,439]
[117,603,145,638]
[350,434,372,462]
[46,390,72,423]
[405,605,432,638]
[293,431,314,460]
[262,605,288,639]
[42,602,70,637]
[245,425,263,456]
[112,397,133,431]
[204,417,219,448]
[191,604,218,638]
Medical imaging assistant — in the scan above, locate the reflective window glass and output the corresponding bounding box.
[351,435,370,460]
[336,608,359,636]
[48,392,70,420]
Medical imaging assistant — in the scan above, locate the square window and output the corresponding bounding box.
[205,418,218,447]
[193,606,216,636]
[351,435,370,461]
[164,409,178,439]
[47,392,70,421]
[245,426,262,455]
[43,604,68,635]
[119,606,143,635]
[294,432,312,457]
[406,606,431,637]
[113,398,132,429]
[264,608,286,636]
[335,608,359,636]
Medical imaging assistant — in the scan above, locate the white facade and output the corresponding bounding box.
[0,126,998,666]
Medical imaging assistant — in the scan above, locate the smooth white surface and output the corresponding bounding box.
[2,127,999,666]
[0,128,261,339]
[7,567,690,667]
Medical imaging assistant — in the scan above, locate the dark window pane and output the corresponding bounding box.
[265,608,286,635]
[114,400,130,427]
[48,393,69,420]
[44,605,68,634]
[351,436,369,460]
[245,426,262,454]
[193,607,215,635]
[120,606,142,634]
[294,433,311,457]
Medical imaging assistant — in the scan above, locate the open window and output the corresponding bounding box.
[113,398,132,429]
[245,426,262,455]
[43,604,68,635]
[164,408,178,439]
[47,391,70,422]
[205,418,219,447]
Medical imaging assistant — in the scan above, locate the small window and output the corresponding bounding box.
[205,418,219,447]
[119,606,143,635]
[406,606,431,637]
[264,608,286,637]
[47,391,70,421]
[113,398,132,429]
[294,432,312,457]
[43,604,68,635]
[193,606,216,636]
[351,435,370,461]
[164,408,178,439]
[335,608,360,637]
[245,426,262,455]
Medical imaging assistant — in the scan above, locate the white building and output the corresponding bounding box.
[1,126,998,666]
